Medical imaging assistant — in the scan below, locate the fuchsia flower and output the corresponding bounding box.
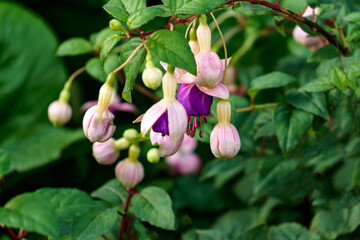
[150,130,184,157]
[136,66,188,144]
[92,138,119,165]
[210,99,241,159]
[48,100,72,126]
[165,134,202,175]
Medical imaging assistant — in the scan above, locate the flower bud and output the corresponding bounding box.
[92,138,119,165]
[83,105,116,142]
[109,19,124,31]
[197,15,211,52]
[48,100,72,126]
[210,99,240,159]
[195,51,224,88]
[129,144,141,161]
[115,158,144,188]
[123,128,140,142]
[166,152,201,175]
[114,138,130,150]
[142,54,163,90]
[147,148,160,163]
[292,26,324,51]
[189,28,200,55]
[150,130,184,157]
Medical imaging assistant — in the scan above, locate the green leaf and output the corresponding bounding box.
[239,2,278,16]
[171,0,226,15]
[269,223,320,240]
[248,72,296,96]
[120,38,147,102]
[273,16,286,37]
[70,207,118,240]
[56,37,93,57]
[237,225,267,240]
[0,193,59,238]
[127,5,171,29]
[147,30,197,75]
[130,187,175,230]
[103,0,146,22]
[307,45,338,63]
[0,149,10,178]
[196,230,229,240]
[100,34,122,63]
[91,178,128,206]
[330,66,350,90]
[285,90,329,119]
[2,125,85,173]
[35,188,104,219]
[254,109,275,139]
[344,12,360,23]
[301,78,333,92]
[306,147,344,173]
[274,104,313,153]
[86,57,106,82]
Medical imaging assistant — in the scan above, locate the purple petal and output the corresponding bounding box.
[177,84,202,116]
[152,111,169,135]
[189,85,213,116]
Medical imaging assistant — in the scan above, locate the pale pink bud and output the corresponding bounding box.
[292,26,323,50]
[195,51,224,88]
[92,138,119,165]
[82,105,116,142]
[189,40,200,55]
[166,152,201,175]
[150,130,184,157]
[115,158,144,188]
[48,100,72,126]
[210,99,241,159]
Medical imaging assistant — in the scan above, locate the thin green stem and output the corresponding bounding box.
[236,102,278,113]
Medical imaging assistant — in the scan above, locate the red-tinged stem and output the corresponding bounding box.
[118,188,136,240]
[1,177,4,183]
[101,234,110,240]
[6,227,18,240]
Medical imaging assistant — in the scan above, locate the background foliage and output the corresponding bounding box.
[1,0,360,239]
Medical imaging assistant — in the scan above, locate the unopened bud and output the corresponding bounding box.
[114,138,130,150]
[142,54,163,90]
[48,100,72,126]
[115,158,144,187]
[129,144,141,161]
[147,148,160,163]
[109,19,124,31]
[92,138,119,165]
[123,128,140,142]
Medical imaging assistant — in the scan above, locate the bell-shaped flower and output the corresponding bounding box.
[48,100,72,126]
[210,99,241,159]
[135,66,188,143]
[83,74,116,142]
[92,138,119,165]
[150,130,184,157]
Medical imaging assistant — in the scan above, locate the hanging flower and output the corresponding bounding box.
[150,130,184,157]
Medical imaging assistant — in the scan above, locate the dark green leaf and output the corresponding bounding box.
[70,207,118,240]
[56,38,93,57]
[172,0,226,15]
[120,38,147,102]
[248,72,296,96]
[273,17,286,37]
[0,193,59,238]
[269,223,320,240]
[86,57,106,82]
[103,0,145,22]
[254,109,275,139]
[127,5,171,29]
[239,2,277,16]
[307,45,339,63]
[147,30,196,75]
[301,78,333,92]
[91,178,128,206]
[306,147,344,173]
[0,149,10,178]
[344,12,360,23]
[285,90,329,119]
[130,187,175,230]
[196,230,229,240]
[330,66,350,90]
[237,225,267,240]
[274,104,313,153]
[100,34,122,63]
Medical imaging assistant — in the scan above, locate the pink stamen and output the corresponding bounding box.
[199,116,203,138]
[203,116,207,124]
[191,118,196,137]
[187,116,192,135]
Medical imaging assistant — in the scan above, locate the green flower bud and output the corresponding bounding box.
[142,53,163,90]
[114,138,130,150]
[123,128,140,142]
[109,19,124,31]
[129,144,141,161]
[147,148,160,163]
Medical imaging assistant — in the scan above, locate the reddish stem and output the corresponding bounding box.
[1,177,4,183]
[101,234,110,240]
[6,227,18,240]
[118,188,136,240]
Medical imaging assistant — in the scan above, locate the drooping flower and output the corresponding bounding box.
[165,135,202,175]
[150,130,184,157]
[135,66,188,143]
[48,100,72,126]
[92,138,119,165]
[83,73,116,142]
[210,99,241,159]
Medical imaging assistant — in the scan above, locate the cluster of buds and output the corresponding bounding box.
[292,7,326,51]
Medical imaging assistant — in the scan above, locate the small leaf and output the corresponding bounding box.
[0,149,10,178]
[273,16,286,37]
[130,187,175,230]
[100,34,122,63]
[285,90,329,119]
[301,78,333,92]
[307,45,339,63]
[120,38,147,102]
[147,30,197,75]
[0,193,59,238]
[236,224,267,240]
[70,208,118,240]
[330,66,350,90]
[270,223,320,240]
[196,230,229,240]
[172,0,226,15]
[127,5,171,29]
[86,57,106,82]
[56,38,92,57]
[103,0,129,22]
[274,104,313,154]
[248,72,296,96]
[344,12,360,23]
[91,178,128,206]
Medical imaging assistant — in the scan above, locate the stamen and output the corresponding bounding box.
[191,118,196,137]
[199,116,203,138]
[162,133,165,137]
[194,117,198,128]
[187,116,192,135]
[203,116,207,123]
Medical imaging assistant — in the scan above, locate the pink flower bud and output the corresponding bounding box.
[48,100,72,126]
[115,158,144,188]
[150,130,184,157]
[166,152,201,175]
[92,138,119,165]
[83,105,116,142]
[195,51,224,88]
[292,26,324,51]
[189,40,200,55]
